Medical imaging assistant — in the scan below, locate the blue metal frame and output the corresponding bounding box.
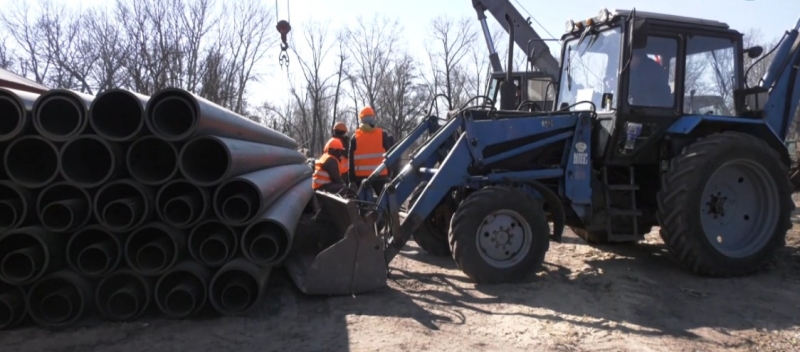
[351,108,596,261]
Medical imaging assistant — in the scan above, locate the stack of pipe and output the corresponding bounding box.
[0,86,314,329]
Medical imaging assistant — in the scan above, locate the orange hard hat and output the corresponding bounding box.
[333,121,347,132]
[324,138,344,152]
[358,106,375,120]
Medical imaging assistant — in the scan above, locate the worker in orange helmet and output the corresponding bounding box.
[329,121,350,182]
[312,138,354,197]
[348,106,397,196]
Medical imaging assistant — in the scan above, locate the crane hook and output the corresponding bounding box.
[277,20,291,68]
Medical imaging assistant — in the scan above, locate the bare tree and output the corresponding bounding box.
[343,16,402,124]
[424,15,477,111]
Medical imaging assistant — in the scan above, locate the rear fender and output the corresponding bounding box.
[666,115,791,166]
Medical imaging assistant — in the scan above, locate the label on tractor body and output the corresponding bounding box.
[573,152,588,165]
[624,122,643,150]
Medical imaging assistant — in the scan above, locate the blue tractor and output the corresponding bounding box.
[284,4,800,295]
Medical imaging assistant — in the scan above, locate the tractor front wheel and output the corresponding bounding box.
[449,186,550,283]
[657,131,794,276]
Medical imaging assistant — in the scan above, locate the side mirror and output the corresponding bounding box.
[744,46,764,59]
[601,93,614,109]
[630,18,649,49]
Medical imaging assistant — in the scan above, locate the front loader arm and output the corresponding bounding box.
[761,16,800,139]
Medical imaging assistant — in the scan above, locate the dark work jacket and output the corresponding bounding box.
[322,156,344,185]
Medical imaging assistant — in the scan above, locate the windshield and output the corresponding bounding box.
[557,27,622,111]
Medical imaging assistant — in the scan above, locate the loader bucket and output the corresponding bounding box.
[284,191,387,295]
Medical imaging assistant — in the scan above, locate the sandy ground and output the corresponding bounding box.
[3,210,800,351]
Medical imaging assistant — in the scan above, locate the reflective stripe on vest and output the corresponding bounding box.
[312,154,337,189]
[353,127,388,177]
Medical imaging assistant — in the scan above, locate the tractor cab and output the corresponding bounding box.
[485,71,555,112]
[555,8,760,166]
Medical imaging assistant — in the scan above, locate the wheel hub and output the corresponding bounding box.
[699,160,779,258]
[476,210,532,268]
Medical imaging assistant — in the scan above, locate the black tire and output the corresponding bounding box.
[409,183,453,256]
[448,186,550,283]
[656,131,794,277]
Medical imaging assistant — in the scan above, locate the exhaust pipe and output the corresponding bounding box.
[0,181,32,232]
[93,179,153,232]
[188,220,237,267]
[0,226,64,285]
[124,222,186,276]
[213,164,313,226]
[155,180,208,229]
[95,269,152,322]
[26,270,93,328]
[0,87,39,142]
[126,136,179,186]
[144,87,297,149]
[66,225,122,278]
[59,134,123,188]
[154,261,212,319]
[208,258,271,316]
[89,88,150,142]
[0,281,25,330]
[4,135,60,188]
[31,89,94,142]
[242,177,314,266]
[178,136,306,186]
[36,182,92,233]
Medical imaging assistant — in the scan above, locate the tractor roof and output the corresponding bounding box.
[609,9,730,30]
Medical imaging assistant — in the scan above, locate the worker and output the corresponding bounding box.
[312,138,354,197]
[348,106,397,196]
[330,121,350,182]
[628,49,672,107]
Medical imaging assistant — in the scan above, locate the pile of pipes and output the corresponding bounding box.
[0,86,313,329]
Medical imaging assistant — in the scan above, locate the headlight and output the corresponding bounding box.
[598,8,611,23]
[565,19,575,32]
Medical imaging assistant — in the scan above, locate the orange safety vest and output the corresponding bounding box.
[353,127,388,177]
[312,153,338,189]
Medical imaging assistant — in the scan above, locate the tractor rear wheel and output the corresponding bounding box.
[657,131,794,277]
[449,186,550,283]
[408,182,454,256]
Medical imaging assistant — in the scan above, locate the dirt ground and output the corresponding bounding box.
[3,208,800,351]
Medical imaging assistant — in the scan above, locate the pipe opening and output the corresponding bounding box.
[1,251,34,282]
[222,195,252,223]
[250,236,279,263]
[40,290,74,323]
[41,202,74,231]
[136,244,167,272]
[165,289,195,316]
[127,137,178,184]
[0,97,21,137]
[6,137,58,186]
[104,202,134,228]
[181,138,228,184]
[77,246,110,275]
[220,284,251,312]
[92,91,143,139]
[0,201,18,229]
[38,97,82,137]
[164,198,193,225]
[107,291,138,320]
[152,97,194,138]
[61,137,115,185]
[200,238,229,265]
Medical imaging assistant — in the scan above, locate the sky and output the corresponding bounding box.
[2,0,799,107]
